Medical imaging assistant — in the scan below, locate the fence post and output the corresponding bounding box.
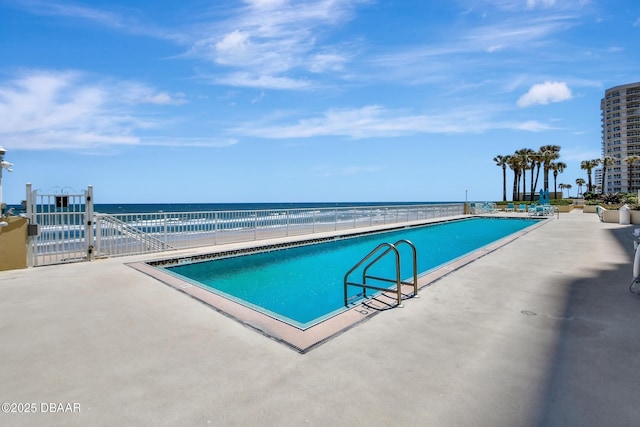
[85,185,94,261]
[26,183,34,267]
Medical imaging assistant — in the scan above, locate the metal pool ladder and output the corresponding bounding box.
[343,239,418,308]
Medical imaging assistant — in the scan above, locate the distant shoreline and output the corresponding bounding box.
[7,201,465,215]
[93,202,466,214]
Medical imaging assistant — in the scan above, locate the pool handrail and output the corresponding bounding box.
[343,239,418,308]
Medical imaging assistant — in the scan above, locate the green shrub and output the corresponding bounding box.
[601,192,623,204]
[550,199,573,206]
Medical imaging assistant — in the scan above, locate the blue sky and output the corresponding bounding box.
[1,0,639,204]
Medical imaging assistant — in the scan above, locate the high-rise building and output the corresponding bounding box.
[594,168,602,194]
[601,82,640,193]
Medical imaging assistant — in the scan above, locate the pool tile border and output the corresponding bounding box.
[128,215,549,353]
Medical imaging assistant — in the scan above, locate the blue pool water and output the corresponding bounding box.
[165,217,539,328]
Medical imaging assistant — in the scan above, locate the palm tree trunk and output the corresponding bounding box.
[530,167,536,202]
[543,165,549,191]
[533,163,541,197]
[502,166,507,202]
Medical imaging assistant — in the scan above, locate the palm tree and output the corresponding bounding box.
[624,155,640,192]
[540,145,561,191]
[508,155,523,201]
[581,159,600,193]
[529,150,543,202]
[600,156,615,195]
[558,183,567,197]
[516,148,535,201]
[550,161,567,199]
[493,155,510,202]
[564,184,573,198]
[575,178,586,197]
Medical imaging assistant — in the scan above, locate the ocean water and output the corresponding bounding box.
[6,201,462,215]
[92,201,459,214]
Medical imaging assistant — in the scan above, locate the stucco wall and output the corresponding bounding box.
[595,207,640,224]
[0,217,28,271]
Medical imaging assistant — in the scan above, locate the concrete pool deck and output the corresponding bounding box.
[1,210,640,426]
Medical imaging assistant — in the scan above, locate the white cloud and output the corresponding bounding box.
[517,81,573,107]
[119,85,187,105]
[230,104,552,139]
[214,72,312,90]
[466,15,575,52]
[486,45,504,53]
[140,137,238,148]
[213,30,255,66]
[526,0,556,9]
[188,0,363,89]
[367,13,578,86]
[0,70,195,150]
[245,0,288,8]
[10,0,186,42]
[515,120,555,131]
[308,52,349,73]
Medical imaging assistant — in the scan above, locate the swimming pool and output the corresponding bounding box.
[160,217,540,329]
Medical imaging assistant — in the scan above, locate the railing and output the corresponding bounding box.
[95,214,175,256]
[94,204,463,258]
[344,240,418,308]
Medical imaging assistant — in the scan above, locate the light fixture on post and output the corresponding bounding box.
[0,145,14,223]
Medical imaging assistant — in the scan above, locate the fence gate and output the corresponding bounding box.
[26,184,94,267]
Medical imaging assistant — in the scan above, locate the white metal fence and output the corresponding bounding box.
[26,184,94,267]
[23,182,464,265]
[94,204,465,258]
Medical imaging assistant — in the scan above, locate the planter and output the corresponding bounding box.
[598,207,640,224]
[583,205,598,213]
[602,209,619,223]
[557,205,574,213]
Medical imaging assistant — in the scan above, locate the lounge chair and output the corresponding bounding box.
[541,204,554,215]
[517,204,526,213]
[528,204,554,216]
[505,203,514,212]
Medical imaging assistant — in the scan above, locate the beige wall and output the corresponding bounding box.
[0,217,28,271]
[595,207,640,224]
